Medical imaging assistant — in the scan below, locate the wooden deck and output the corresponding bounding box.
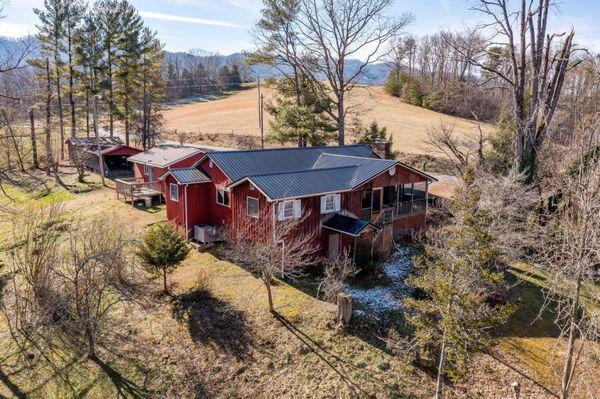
[115,177,163,205]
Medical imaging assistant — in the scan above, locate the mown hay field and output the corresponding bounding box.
[162,85,495,155]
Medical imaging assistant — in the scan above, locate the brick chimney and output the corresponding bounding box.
[371,141,391,159]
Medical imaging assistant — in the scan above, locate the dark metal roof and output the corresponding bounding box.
[248,166,359,200]
[322,214,373,237]
[236,154,400,200]
[161,168,211,184]
[128,145,204,167]
[313,153,398,187]
[207,144,376,182]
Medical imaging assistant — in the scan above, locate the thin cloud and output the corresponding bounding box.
[139,11,241,28]
[226,0,257,11]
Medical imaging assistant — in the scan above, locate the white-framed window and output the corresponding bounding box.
[169,183,179,202]
[282,201,294,219]
[278,199,301,220]
[246,196,259,218]
[249,183,255,190]
[209,159,214,168]
[320,193,341,214]
[144,164,152,176]
[216,188,230,206]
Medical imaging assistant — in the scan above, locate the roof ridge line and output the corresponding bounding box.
[247,165,358,179]
[207,144,369,156]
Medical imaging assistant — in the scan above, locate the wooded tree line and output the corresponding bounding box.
[163,51,245,101]
[33,0,165,151]
[384,30,502,122]
[0,0,165,185]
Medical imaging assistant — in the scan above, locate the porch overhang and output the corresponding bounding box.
[159,168,211,185]
[321,213,377,237]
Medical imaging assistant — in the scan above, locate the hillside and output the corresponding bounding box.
[162,86,494,156]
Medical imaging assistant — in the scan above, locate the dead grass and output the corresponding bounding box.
[162,85,494,156]
[1,178,597,398]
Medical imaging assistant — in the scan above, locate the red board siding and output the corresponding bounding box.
[105,147,142,157]
[163,157,429,252]
[199,158,232,227]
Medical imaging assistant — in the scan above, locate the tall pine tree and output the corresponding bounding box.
[267,76,336,146]
[34,0,67,159]
[115,0,144,145]
[63,0,85,137]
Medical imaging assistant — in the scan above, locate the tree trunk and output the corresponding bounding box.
[124,89,129,146]
[336,292,352,330]
[435,335,447,399]
[68,24,76,137]
[30,109,39,169]
[2,110,25,172]
[86,327,95,359]
[162,268,169,295]
[107,42,114,137]
[560,275,582,399]
[85,90,90,138]
[45,58,53,176]
[337,96,345,146]
[54,51,65,161]
[265,280,274,313]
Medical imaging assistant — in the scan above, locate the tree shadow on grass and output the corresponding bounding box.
[91,357,149,399]
[272,312,424,398]
[171,288,254,360]
[498,273,561,339]
[0,366,27,399]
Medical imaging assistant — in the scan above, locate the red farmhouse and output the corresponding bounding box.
[156,144,436,258]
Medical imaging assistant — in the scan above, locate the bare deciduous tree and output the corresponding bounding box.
[56,219,132,358]
[1,205,135,361]
[226,205,318,313]
[318,249,358,303]
[537,118,600,399]
[284,0,413,145]
[450,0,578,182]
[423,121,482,175]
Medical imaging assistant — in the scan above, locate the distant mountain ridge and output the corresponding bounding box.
[0,36,391,85]
[164,51,391,85]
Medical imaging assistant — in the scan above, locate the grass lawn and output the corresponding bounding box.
[0,171,597,398]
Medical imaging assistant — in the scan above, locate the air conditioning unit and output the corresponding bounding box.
[194,224,221,243]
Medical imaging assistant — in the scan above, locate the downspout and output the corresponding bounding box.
[272,201,285,278]
[185,184,189,239]
[425,180,430,212]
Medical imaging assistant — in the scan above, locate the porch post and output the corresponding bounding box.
[425,181,429,212]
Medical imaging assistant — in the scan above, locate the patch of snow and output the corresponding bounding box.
[347,245,416,319]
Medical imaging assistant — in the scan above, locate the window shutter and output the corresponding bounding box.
[334,194,341,211]
[277,202,285,221]
[293,199,302,218]
[320,196,327,214]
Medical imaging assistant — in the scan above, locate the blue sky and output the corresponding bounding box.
[1,0,599,55]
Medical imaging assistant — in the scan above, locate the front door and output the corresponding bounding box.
[328,233,341,261]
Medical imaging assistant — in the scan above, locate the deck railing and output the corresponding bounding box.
[115,177,162,199]
[373,206,394,228]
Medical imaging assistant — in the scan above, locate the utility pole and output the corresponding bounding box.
[257,74,264,149]
[260,94,264,149]
[93,94,106,187]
